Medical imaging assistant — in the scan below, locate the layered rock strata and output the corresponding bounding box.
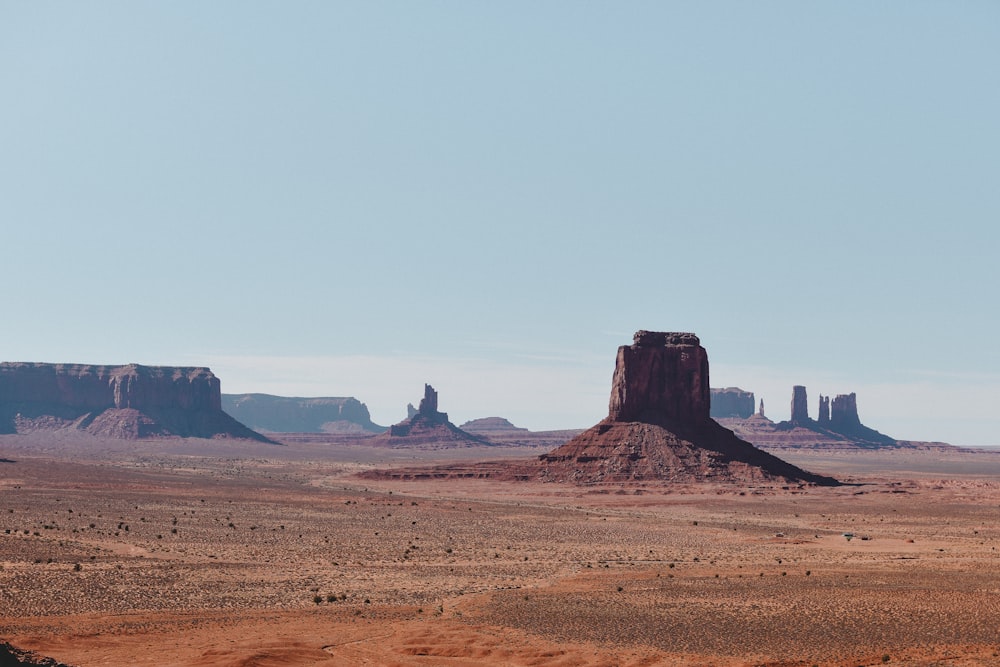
[0,362,270,441]
[538,332,836,485]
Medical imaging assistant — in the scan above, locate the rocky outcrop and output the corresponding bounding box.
[221,394,385,434]
[828,392,894,444]
[830,393,859,429]
[371,384,490,448]
[608,331,709,424]
[0,641,75,667]
[538,332,837,486]
[790,385,809,424]
[0,362,271,441]
[818,395,831,425]
[710,387,755,419]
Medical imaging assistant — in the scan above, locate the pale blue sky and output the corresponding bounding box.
[2,3,998,444]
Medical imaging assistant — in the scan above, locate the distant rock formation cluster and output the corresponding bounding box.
[221,394,385,433]
[0,362,270,441]
[710,387,755,419]
[538,331,836,485]
[777,385,894,446]
[371,384,489,448]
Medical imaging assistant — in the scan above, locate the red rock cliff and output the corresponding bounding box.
[608,331,709,425]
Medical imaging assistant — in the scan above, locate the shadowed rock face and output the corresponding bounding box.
[539,331,837,486]
[0,362,270,441]
[790,385,809,424]
[831,393,860,429]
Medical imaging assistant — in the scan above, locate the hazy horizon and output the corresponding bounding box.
[3,3,998,447]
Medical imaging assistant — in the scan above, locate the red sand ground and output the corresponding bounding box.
[3,433,1000,666]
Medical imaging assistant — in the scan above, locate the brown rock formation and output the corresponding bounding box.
[773,386,895,448]
[538,332,837,486]
[710,387,756,419]
[608,331,708,424]
[371,384,490,449]
[0,362,271,441]
[830,393,859,429]
[818,395,831,425]
[790,385,809,425]
[221,394,385,434]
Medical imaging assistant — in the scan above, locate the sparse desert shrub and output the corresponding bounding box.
[313,595,323,604]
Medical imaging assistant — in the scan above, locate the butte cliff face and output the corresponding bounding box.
[221,394,385,434]
[539,331,837,485]
[0,362,271,441]
[370,384,489,448]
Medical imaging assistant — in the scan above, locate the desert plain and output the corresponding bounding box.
[3,434,1000,666]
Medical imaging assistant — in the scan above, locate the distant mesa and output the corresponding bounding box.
[538,331,837,486]
[370,384,490,448]
[221,394,386,434]
[0,362,272,442]
[710,387,755,419]
[460,417,529,434]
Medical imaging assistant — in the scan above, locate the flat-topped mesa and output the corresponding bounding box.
[0,362,270,441]
[220,394,385,434]
[0,363,221,411]
[608,331,709,426]
[710,387,756,419]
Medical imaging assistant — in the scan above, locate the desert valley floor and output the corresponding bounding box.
[3,434,1000,666]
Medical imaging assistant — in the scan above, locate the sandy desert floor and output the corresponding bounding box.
[3,434,1000,666]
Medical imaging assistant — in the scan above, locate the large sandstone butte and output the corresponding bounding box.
[0,362,271,442]
[369,384,489,448]
[539,331,837,485]
[221,394,386,434]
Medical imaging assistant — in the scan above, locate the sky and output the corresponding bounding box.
[2,3,998,445]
